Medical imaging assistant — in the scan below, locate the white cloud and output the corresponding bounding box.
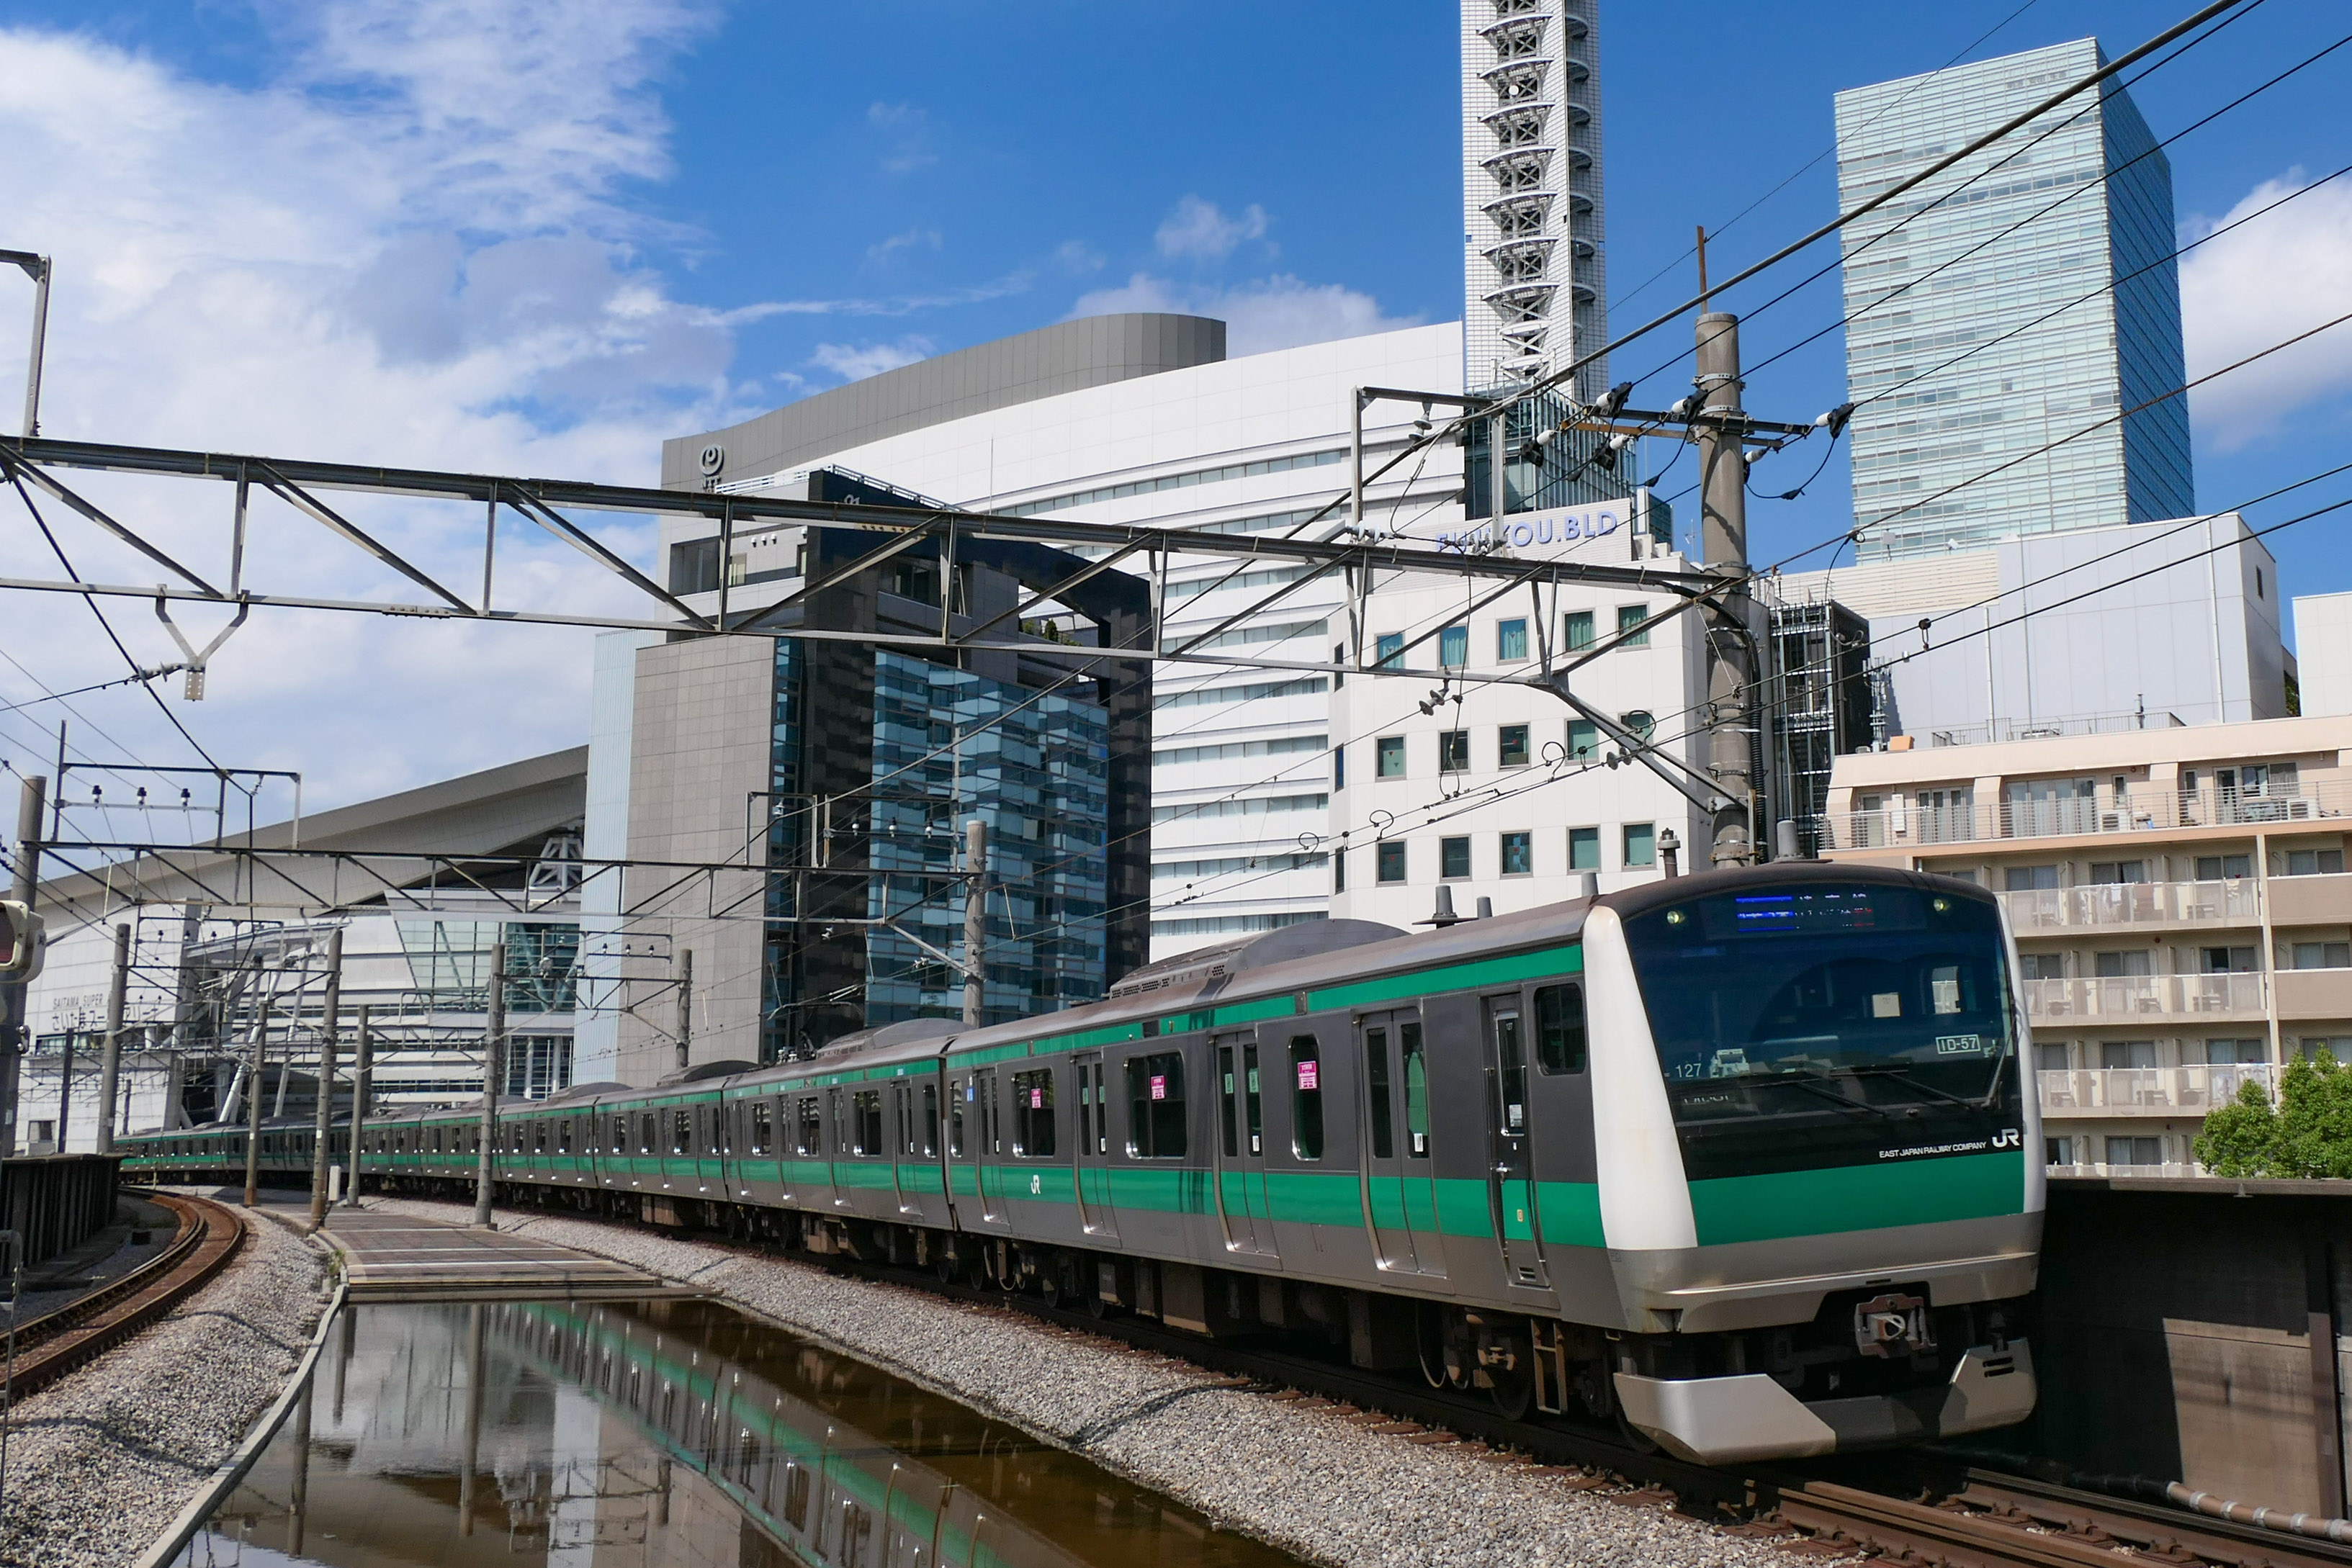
[2182,170,2352,451]
[866,227,943,263]
[809,337,935,382]
[0,1,758,809]
[1154,195,1269,261]
[1071,273,1419,356]
[867,101,936,174]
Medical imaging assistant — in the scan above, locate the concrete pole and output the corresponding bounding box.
[308,926,341,1227]
[94,922,129,1153]
[346,1004,370,1207]
[1695,311,1759,868]
[674,948,693,1073]
[472,940,503,1227]
[243,1000,269,1207]
[963,819,988,1027]
[1,775,42,1156]
[53,1014,73,1153]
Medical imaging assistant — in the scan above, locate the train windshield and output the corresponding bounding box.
[1621,882,2015,1122]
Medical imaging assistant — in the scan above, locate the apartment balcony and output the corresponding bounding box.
[2037,1063,2274,1119]
[1826,780,2352,851]
[2000,878,2261,934]
[2021,973,2266,1022]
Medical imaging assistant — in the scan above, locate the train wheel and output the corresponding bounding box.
[1484,1323,1535,1422]
[1613,1408,1661,1454]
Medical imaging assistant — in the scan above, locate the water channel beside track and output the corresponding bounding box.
[174,1295,1305,1568]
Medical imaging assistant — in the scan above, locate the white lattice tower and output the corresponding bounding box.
[1461,0,1607,398]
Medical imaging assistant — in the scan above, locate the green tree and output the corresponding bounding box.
[2271,1051,2352,1178]
[2193,1073,2279,1176]
[2193,1053,2352,1178]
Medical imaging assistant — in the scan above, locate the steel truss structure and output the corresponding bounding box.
[0,434,1718,688]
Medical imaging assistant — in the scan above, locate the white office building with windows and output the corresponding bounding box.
[1327,510,1713,929]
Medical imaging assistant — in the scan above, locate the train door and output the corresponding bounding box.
[1357,1009,1445,1277]
[1213,1034,1278,1258]
[1071,1052,1120,1243]
[974,1068,1006,1226]
[1484,995,1549,1289]
[888,1078,916,1215]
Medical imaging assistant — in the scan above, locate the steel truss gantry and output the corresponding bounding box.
[0,434,1715,688]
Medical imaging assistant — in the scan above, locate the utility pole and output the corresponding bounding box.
[674,948,693,1073]
[345,1004,370,1207]
[3,774,45,1156]
[53,1014,73,1153]
[963,819,988,1027]
[243,999,269,1208]
[94,923,129,1154]
[308,926,342,1227]
[1695,310,1759,868]
[472,940,503,1228]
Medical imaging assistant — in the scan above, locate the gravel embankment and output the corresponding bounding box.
[0,1211,330,1568]
[359,1197,1789,1568]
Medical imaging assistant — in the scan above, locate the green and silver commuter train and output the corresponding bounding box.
[127,862,2042,1464]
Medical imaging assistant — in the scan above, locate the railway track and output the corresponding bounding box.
[2,1191,247,1402]
[783,1240,2352,1568]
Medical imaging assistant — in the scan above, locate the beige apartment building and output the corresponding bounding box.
[1821,713,2352,1176]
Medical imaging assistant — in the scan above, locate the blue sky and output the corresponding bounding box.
[0,0,2346,806]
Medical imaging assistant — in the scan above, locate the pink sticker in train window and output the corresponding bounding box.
[1297,1060,1319,1091]
[1149,1076,1168,1101]
[1029,1088,1044,1108]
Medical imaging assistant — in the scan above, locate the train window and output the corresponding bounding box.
[897,1086,915,1156]
[560,1119,575,1154]
[796,1097,820,1157]
[1402,1022,1430,1158]
[706,1107,721,1155]
[921,1083,940,1157]
[852,1091,883,1155]
[1363,1028,1395,1159]
[1010,1068,1055,1158]
[781,1461,811,1531]
[1218,1045,1239,1158]
[1493,1007,1529,1135]
[1124,1053,1187,1158]
[1290,1037,1324,1161]
[431,1129,443,1155]
[612,1117,627,1153]
[1244,1043,1264,1155]
[534,1121,549,1155]
[1533,983,1587,1073]
[750,1101,772,1156]
[948,1081,966,1158]
[641,1112,657,1155]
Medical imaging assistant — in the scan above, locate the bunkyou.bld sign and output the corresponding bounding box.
[1417,492,1672,561]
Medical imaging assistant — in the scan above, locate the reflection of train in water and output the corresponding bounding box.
[501,1298,1257,1568]
[130,865,2043,1464]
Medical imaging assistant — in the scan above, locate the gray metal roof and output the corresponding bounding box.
[663,314,1226,489]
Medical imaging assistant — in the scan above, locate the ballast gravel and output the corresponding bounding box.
[0,1209,328,1568]
[359,1196,1795,1568]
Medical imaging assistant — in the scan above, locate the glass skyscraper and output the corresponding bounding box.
[1835,37,2194,559]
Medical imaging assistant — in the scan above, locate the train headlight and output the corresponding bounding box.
[1665,909,1687,927]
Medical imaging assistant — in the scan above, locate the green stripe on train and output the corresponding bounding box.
[947,941,1585,1065]
[1687,1150,2024,1246]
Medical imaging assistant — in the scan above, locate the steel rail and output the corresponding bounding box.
[762,1232,2352,1565]
[1,1191,246,1399]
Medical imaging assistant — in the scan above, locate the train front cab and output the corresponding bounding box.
[1583,865,2040,1466]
